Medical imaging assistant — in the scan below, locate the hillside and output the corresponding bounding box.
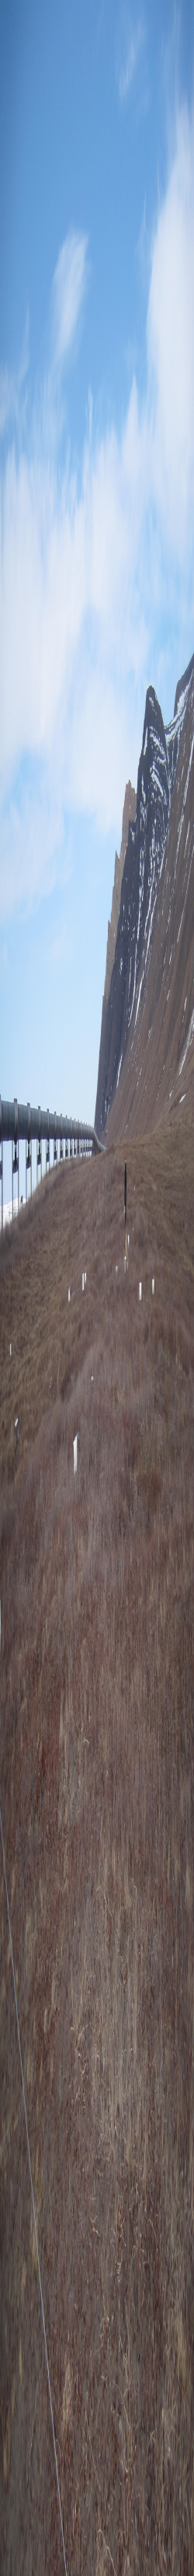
[1,1131,194,2573]
[95,654,194,1142]
[95,781,136,1140]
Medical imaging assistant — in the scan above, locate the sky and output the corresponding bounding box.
[1,0,194,1190]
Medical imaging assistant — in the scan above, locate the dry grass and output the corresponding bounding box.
[0,1124,194,2573]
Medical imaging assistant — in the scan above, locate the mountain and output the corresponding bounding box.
[95,778,136,1136]
[95,652,194,1140]
[104,779,137,1006]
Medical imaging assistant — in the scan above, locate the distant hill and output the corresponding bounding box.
[95,652,194,1139]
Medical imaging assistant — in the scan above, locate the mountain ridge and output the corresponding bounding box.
[104,778,137,1008]
[95,652,194,1141]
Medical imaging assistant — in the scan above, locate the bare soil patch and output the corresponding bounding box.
[1,1126,194,2573]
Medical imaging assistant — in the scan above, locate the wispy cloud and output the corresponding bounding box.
[0,313,29,441]
[147,103,194,539]
[117,15,144,104]
[0,108,194,920]
[50,231,88,371]
[0,233,89,464]
[137,194,150,293]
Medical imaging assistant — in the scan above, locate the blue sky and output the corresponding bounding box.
[1,0,194,1185]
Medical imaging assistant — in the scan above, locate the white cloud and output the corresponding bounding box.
[0,775,64,924]
[51,231,88,369]
[0,109,194,923]
[147,105,194,548]
[0,313,29,441]
[117,16,144,103]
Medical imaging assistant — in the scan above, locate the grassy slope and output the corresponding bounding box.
[0,1129,194,2575]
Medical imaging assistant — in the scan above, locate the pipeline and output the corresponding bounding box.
[0,1097,101,1228]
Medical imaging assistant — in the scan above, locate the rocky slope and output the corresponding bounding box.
[95,779,136,1136]
[95,652,194,1139]
[104,779,137,1007]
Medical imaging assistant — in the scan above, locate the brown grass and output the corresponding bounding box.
[0,1123,194,2573]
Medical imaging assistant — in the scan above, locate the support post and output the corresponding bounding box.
[26,1117,32,1202]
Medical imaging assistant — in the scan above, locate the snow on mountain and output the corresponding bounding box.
[95,652,194,1140]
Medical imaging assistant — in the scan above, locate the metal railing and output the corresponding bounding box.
[0,1098,100,1230]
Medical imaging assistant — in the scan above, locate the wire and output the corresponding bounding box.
[0,1803,68,2576]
